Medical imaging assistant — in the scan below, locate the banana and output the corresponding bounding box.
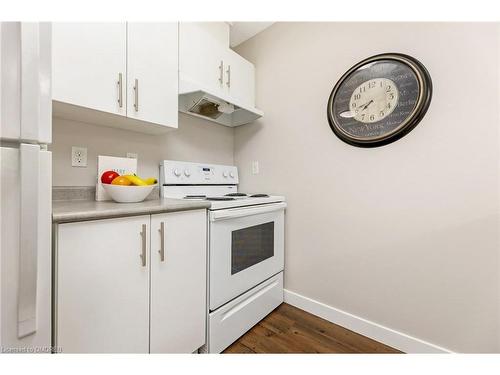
[143,177,157,185]
[123,174,148,186]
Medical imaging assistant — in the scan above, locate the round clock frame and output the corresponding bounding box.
[327,53,432,148]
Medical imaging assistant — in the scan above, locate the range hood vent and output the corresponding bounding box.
[178,80,263,127]
[188,97,231,120]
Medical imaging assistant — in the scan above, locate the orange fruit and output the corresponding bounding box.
[111,176,132,186]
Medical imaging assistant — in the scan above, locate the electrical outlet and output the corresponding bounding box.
[126,152,138,159]
[71,146,88,167]
[252,161,259,175]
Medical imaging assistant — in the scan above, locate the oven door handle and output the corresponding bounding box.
[209,202,287,222]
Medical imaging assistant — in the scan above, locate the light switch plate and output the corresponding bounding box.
[126,152,138,159]
[72,146,88,167]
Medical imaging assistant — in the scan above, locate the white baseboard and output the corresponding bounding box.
[283,289,453,353]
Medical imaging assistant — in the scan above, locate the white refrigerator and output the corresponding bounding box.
[1,22,52,353]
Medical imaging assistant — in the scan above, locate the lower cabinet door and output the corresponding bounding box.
[56,216,150,353]
[150,210,207,353]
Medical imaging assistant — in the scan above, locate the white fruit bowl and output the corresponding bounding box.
[102,184,156,203]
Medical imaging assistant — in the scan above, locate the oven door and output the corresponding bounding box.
[209,202,286,311]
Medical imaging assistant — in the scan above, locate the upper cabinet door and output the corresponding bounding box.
[127,23,178,129]
[179,23,227,97]
[52,23,126,116]
[224,49,256,107]
[150,210,207,353]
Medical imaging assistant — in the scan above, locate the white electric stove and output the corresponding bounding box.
[160,160,285,353]
[160,160,284,209]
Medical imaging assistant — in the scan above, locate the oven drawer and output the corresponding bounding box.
[208,272,283,353]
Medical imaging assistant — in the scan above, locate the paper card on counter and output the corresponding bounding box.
[96,155,137,201]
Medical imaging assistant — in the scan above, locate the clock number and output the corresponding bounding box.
[348,77,399,124]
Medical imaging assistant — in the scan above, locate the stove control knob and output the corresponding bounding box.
[229,172,235,178]
[184,169,191,177]
[173,169,181,177]
[223,171,228,178]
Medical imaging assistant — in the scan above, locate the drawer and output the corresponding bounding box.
[208,272,283,353]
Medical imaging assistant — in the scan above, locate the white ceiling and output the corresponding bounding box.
[229,22,274,47]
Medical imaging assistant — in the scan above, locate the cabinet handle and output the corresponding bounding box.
[158,222,165,262]
[140,224,147,267]
[133,78,139,112]
[117,73,123,108]
[218,61,224,85]
[226,65,231,88]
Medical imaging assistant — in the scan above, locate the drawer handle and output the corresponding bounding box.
[218,61,224,85]
[117,73,123,108]
[140,224,146,267]
[158,222,165,262]
[226,65,231,88]
[133,78,139,112]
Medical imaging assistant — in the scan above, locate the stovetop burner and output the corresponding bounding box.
[182,193,271,202]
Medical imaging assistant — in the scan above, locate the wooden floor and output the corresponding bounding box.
[223,303,402,354]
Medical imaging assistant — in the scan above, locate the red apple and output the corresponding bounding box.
[101,170,120,184]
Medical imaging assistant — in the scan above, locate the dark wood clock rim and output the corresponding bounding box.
[327,53,433,148]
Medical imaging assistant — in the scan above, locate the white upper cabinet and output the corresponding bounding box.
[52,22,178,134]
[52,23,127,117]
[179,22,256,108]
[126,23,178,129]
[179,22,228,98]
[223,49,255,106]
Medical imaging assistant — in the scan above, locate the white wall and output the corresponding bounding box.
[234,22,500,352]
[50,113,234,186]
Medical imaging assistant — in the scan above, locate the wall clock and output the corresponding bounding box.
[327,53,432,148]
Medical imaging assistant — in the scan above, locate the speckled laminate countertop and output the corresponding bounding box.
[52,198,211,223]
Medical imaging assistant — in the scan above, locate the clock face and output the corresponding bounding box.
[328,54,432,147]
[349,78,399,123]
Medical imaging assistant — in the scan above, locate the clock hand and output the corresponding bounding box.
[359,99,374,111]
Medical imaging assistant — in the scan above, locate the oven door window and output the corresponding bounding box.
[231,222,275,275]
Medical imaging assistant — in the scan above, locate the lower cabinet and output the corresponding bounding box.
[54,210,206,353]
[149,211,206,353]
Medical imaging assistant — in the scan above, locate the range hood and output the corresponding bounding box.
[178,80,264,127]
